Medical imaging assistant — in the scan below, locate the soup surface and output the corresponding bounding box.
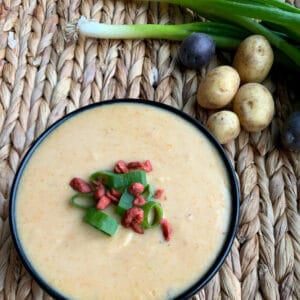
[16,102,232,300]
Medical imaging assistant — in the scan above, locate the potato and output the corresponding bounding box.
[233,35,274,83]
[233,83,274,132]
[197,66,240,109]
[206,111,241,144]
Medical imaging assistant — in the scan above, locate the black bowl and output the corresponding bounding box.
[9,99,240,300]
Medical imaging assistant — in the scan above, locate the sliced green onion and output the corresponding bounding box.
[116,189,134,217]
[141,201,163,229]
[84,208,119,236]
[141,184,155,201]
[69,193,95,209]
[90,170,147,190]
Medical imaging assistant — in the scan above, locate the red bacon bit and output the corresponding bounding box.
[105,191,119,204]
[127,160,153,172]
[131,222,144,234]
[154,189,164,199]
[94,185,105,200]
[141,160,153,172]
[69,178,92,193]
[160,219,172,241]
[122,207,144,228]
[114,160,129,174]
[92,179,104,187]
[127,161,143,169]
[96,195,111,210]
[133,195,147,206]
[110,188,121,199]
[121,218,130,228]
[128,182,145,196]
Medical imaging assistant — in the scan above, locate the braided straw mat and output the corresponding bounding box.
[1,0,300,299]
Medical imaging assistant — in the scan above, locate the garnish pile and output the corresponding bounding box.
[69,160,171,241]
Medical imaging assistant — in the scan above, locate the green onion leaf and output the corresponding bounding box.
[90,170,147,190]
[84,208,119,236]
[141,201,164,229]
[116,189,135,217]
[146,0,300,68]
[70,193,95,209]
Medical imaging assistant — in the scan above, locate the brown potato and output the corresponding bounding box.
[233,35,274,83]
[233,83,274,132]
[206,110,241,144]
[197,66,240,109]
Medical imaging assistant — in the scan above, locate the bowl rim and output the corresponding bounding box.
[9,98,240,300]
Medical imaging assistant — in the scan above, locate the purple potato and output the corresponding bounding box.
[282,112,300,151]
[179,33,216,69]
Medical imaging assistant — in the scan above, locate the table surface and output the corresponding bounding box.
[0,0,300,299]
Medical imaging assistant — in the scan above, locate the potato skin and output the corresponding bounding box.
[197,66,240,109]
[206,111,241,144]
[233,35,274,83]
[233,83,274,132]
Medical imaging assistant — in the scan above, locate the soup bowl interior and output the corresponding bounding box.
[9,99,240,300]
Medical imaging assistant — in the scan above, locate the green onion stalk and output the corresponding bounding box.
[65,17,247,51]
[65,0,300,69]
[152,0,300,67]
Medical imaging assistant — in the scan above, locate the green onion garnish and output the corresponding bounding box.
[116,189,135,217]
[69,160,169,239]
[141,201,163,229]
[70,193,95,209]
[84,208,119,236]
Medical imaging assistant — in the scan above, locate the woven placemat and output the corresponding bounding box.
[1,0,300,299]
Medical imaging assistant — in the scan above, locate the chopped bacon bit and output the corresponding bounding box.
[110,188,121,199]
[141,160,153,172]
[122,207,144,227]
[69,178,92,193]
[105,191,119,204]
[121,218,130,228]
[127,160,153,172]
[131,222,144,234]
[114,166,121,173]
[128,182,145,196]
[154,189,164,199]
[94,186,105,200]
[127,161,143,169]
[133,195,147,206]
[114,160,129,174]
[160,219,172,241]
[92,179,104,187]
[96,195,111,210]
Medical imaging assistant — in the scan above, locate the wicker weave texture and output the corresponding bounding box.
[1,0,300,299]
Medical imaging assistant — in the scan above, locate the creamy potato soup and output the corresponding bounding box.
[15,102,232,300]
